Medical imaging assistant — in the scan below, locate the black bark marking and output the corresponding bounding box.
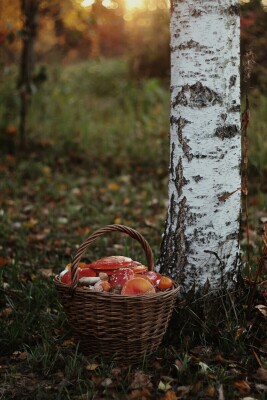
[175,157,183,197]
[229,105,240,112]
[191,9,203,17]
[176,196,187,278]
[175,40,207,51]
[170,142,175,175]
[193,175,203,183]
[177,117,193,162]
[224,4,240,16]
[220,113,227,122]
[173,82,222,108]
[195,154,207,159]
[170,193,176,226]
[226,232,239,240]
[215,125,239,140]
[230,75,237,88]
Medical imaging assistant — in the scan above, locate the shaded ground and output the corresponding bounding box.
[0,141,266,400]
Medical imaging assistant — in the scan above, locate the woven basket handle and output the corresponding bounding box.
[70,224,154,289]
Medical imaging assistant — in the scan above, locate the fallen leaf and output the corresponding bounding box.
[62,338,75,346]
[160,390,177,400]
[57,217,68,225]
[129,371,152,390]
[234,380,250,394]
[235,327,247,340]
[174,359,183,370]
[255,383,267,392]
[101,378,113,387]
[85,363,99,371]
[24,218,38,229]
[0,257,9,267]
[204,386,216,397]
[158,381,172,392]
[0,307,13,316]
[242,397,258,400]
[111,367,121,377]
[255,305,267,317]
[192,381,202,393]
[39,269,53,278]
[257,368,267,382]
[199,361,211,372]
[108,182,120,191]
[127,388,151,400]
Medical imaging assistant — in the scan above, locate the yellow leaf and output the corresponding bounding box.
[108,182,120,191]
[24,218,38,229]
[158,381,172,392]
[42,166,51,175]
[114,217,122,224]
[62,338,75,346]
[86,363,99,371]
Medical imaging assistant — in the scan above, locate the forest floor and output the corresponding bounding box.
[0,60,267,399]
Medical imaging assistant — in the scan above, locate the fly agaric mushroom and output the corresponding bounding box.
[121,277,156,295]
[109,268,135,287]
[157,276,173,291]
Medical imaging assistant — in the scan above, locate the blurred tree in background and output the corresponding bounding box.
[0,0,266,85]
[0,0,266,148]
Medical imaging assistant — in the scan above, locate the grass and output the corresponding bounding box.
[0,58,267,399]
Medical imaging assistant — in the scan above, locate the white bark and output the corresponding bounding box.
[158,0,241,292]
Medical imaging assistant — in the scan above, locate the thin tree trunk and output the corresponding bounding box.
[18,0,39,148]
[158,0,241,293]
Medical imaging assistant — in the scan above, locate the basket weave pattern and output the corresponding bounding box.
[54,225,179,362]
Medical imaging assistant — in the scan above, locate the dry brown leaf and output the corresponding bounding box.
[204,386,216,397]
[192,381,202,393]
[174,359,183,370]
[0,257,9,267]
[160,390,177,400]
[62,338,75,346]
[111,367,121,377]
[233,380,250,394]
[255,305,267,317]
[91,375,102,386]
[39,268,53,278]
[85,363,99,371]
[129,370,152,390]
[0,307,13,316]
[257,368,267,382]
[235,327,247,340]
[127,388,151,400]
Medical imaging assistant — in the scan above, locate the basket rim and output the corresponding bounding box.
[54,274,180,299]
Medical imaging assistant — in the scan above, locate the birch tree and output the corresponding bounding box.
[158,0,241,293]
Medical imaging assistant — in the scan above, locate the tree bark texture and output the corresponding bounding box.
[158,0,241,293]
[18,0,39,147]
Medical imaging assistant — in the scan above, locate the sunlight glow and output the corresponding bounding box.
[124,0,144,9]
[81,0,94,7]
[81,0,145,10]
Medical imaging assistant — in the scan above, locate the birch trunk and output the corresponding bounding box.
[158,0,241,293]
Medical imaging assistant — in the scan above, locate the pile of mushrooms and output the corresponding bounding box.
[60,256,173,295]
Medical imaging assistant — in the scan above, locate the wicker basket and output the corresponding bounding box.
[54,224,179,363]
